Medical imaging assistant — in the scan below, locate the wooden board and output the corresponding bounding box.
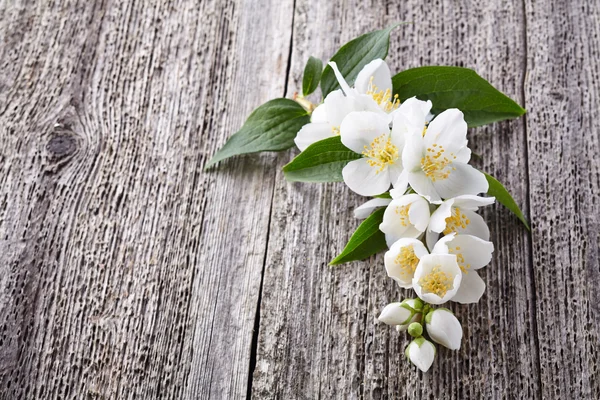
[0,0,598,399]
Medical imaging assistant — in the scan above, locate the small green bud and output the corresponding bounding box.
[407,322,423,338]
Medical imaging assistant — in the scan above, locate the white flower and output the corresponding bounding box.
[425,309,463,350]
[426,195,495,249]
[412,254,462,305]
[339,97,432,196]
[379,193,431,246]
[294,89,380,151]
[294,58,400,152]
[405,338,436,372]
[401,109,489,203]
[354,197,392,219]
[432,233,494,304]
[384,238,429,288]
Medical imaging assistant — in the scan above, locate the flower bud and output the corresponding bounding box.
[425,308,463,350]
[407,322,423,338]
[378,299,423,327]
[405,338,436,372]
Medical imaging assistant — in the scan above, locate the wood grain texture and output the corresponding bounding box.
[524,0,600,398]
[0,0,293,398]
[0,0,598,399]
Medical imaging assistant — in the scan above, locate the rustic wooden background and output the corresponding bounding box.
[1,0,598,399]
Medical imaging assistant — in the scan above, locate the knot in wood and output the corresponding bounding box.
[47,133,77,159]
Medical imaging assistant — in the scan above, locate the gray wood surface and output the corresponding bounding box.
[0,0,597,399]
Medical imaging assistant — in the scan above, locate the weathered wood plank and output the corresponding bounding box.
[0,0,293,398]
[253,1,540,398]
[524,0,600,398]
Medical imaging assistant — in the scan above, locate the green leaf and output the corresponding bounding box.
[329,208,387,265]
[283,136,361,182]
[320,24,399,97]
[484,172,530,230]
[391,66,526,127]
[302,56,323,96]
[205,99,310,169]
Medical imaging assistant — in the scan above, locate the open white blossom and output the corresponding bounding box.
[425,309,463,350]
[340,97,432,196]
[405,338,436,372]
[379,193,431,246]
[295,58,400,152]
[384,238,429,288]
[426,195,495,249]
[412,254,462,305]
[432,233,494,304]
[294,89,381,151]
[401,109,489,203]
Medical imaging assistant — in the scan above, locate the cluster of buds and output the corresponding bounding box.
[378,299,462,372]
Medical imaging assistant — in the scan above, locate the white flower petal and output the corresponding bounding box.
[342,158,391,196]
[428,198,455,233]
[443,234,494,270]
[354,58,392,94]
[392,97,432,138]
[388,163,405,191]
[451,271,486,304]
[407,170,442,203]
[424,109,468,156]
[390,170,409,196]
[323,90,357,127]
[408,197,431,232]
[431,162,489,199]
[340,111,391,154]
[452,195,496,211]
[401,132,426,171]
[354,198,392,219]
[294,122,334,151]
[311,103,328,123]
[459,210,491,240]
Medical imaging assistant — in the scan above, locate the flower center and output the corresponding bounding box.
[362,133,399,173]
[395,204,410,226]
[420,144,456,181]
[331,126,340,135]
[418,266,454,297]
[448,246,471,273]
[443,208,471,235]
[395,245,420,279]
[367,76,400,112]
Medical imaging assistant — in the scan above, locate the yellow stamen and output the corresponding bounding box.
[447,246,471,274]
[331,126,340,136]
[420,144,456,181]
[366,76,400,112]
[395,205,410,226]
[443,207,471,235]
[418,266,454,297]
[362,133,399,173]
[394,245,420,279]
